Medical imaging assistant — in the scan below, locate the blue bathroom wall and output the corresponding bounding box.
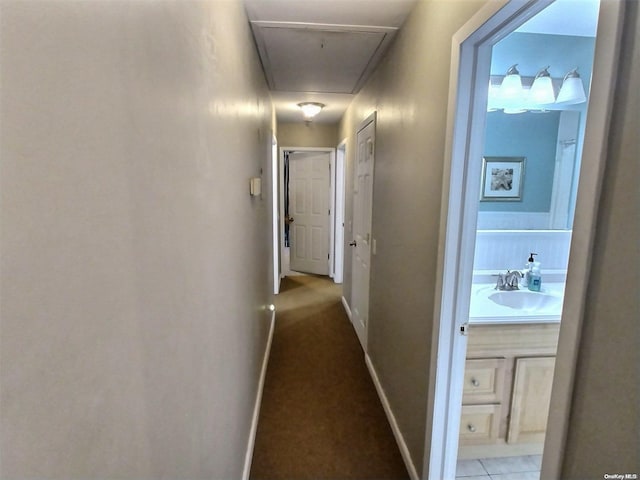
[480,111,560,212]
[481,32,596,215]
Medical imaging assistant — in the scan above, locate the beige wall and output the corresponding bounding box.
[1,0,637,478]
[278,121,339,148]
[340,0,639,477]
[561,2,639,478]
[339,0,487,474]
[0,1,274,478]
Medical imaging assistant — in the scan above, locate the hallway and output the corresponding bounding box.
[1,1,636,478]
[250,276,409,479]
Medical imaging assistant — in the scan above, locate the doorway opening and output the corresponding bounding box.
[427,0,624,479]
[278,147,339,279]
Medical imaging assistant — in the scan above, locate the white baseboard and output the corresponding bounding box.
[242,310,276,480]
[341,296,352,321]
[365,354,419,480]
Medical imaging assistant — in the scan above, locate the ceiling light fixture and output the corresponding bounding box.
[556,68,587,105]
[529,66,555,105]
[488,64,588,113]
[297,102,325,120]
[499,64,524,101]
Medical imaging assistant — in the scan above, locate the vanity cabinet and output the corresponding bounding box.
[458,323,560,459]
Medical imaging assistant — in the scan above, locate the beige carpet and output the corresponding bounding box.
[250,275,409,480]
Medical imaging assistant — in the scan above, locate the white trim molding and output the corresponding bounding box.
[366,355,419,480]
[341,295,353,322]
[242,311,276,480]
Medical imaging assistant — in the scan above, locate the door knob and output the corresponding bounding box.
[349,241,357,246]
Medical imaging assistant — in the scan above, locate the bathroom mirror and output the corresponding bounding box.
[478,29,597,231]
[478,109,581,230]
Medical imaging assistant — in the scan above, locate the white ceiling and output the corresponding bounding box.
[245,0,601,124]
[516,0,600,37]
[244,0,418,123]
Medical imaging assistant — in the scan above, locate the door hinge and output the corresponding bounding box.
[327,253,330,259]
[460,323,469,336]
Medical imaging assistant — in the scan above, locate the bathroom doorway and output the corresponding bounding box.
[427,0,625,479]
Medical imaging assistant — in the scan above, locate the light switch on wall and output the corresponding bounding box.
[250,177,261,196]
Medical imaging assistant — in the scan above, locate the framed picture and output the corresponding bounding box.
[480,156,525,201]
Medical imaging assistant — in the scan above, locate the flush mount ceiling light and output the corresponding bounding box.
[556,68,587,105]
[529,66,556,105]
[297,102,325,120]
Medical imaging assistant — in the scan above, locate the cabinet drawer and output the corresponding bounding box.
[459,404,501,445]
[463,358,506,404]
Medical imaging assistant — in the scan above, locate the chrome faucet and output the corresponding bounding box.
[495,270,523,290]
[506,270,523,289]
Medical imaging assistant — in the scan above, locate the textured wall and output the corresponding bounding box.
[339,0,487,474]
[0,1,274,478]
[277,122,339,148]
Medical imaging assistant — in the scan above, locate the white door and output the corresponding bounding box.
[350,115,375,351]
[289,151,330,275]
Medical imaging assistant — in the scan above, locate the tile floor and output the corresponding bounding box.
[456,455,542,480]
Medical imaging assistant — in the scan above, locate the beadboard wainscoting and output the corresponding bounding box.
[473,230,572,272]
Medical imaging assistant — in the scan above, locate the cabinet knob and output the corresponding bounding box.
[467,424,477,433]
[471,378,480,387]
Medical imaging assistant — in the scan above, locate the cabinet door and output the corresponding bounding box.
[507,356,555,444]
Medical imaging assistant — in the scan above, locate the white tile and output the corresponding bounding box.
[456,459,487,477]
[490,471,539,480]
[480,455,540,474]
[456,476,491,480]
[527,455,543,470]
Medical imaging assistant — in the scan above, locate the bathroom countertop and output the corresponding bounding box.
[468,282,565,324]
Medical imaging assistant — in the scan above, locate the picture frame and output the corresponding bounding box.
[480,156,525,201]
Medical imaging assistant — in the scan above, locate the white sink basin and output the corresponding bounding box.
[489,290,562,311]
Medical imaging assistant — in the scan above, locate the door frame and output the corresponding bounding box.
[334,140,347,284]
[271,135,280,294]
[425,1,625,479]
[279,146,336,278]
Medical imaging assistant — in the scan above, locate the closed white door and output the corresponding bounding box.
[289,151,330,275]
[350,116,375,351]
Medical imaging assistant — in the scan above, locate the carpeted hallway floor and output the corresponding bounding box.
[250,275,410,480]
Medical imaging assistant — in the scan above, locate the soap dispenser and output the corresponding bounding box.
[528,256,542,292]
[525,253,537,288]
